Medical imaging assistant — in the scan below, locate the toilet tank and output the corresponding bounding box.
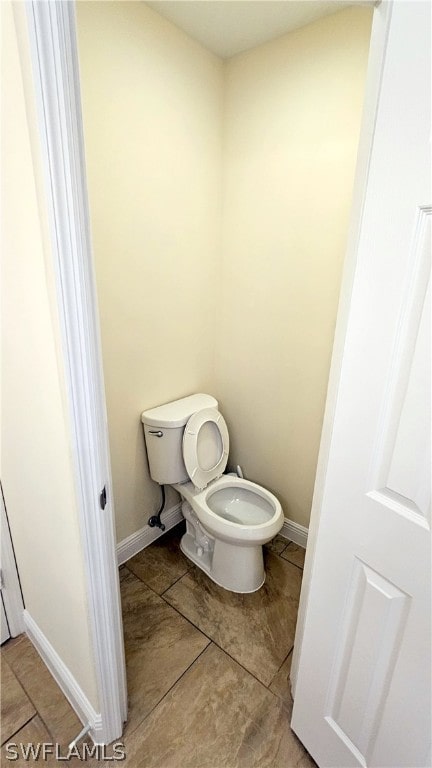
[141,393,218,485]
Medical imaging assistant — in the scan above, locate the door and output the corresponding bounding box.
[291,2,431,767]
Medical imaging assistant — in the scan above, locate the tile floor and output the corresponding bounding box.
[121,524,313,767]
[1,635,92,766]
[1,525,314,767]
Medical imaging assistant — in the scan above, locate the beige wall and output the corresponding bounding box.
[77,3,372,540]
[1,1,99,709]
[216,7,372,528]
[76,2,224,542]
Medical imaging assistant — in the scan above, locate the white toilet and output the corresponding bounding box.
[141,394,284,593]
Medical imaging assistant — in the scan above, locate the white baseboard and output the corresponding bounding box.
[23,610,103,743]
[116,503,183,565]
[280,518,308,549]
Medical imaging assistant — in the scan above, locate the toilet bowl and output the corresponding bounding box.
[141,393,284,593]
[174,475,283,593]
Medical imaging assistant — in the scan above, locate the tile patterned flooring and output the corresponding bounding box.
[1,526,314,767]
[1,635,88,765]
[119,525,313,767]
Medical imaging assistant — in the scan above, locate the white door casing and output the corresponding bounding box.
[291,2,431,767]
[23,0,127,743]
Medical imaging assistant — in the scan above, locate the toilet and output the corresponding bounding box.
[141,394,284,593]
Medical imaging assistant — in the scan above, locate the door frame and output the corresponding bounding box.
[291,0,394,693]
[23,0,127,744]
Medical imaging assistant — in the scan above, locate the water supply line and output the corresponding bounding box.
[148,484,166,531]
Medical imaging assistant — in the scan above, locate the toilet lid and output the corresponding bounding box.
[183,408,229,490]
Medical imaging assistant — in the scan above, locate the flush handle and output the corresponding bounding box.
[149,430,163,437]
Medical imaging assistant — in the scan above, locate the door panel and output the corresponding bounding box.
[291,2,431,766]
[325,559,410,764]
[368,207,431,527]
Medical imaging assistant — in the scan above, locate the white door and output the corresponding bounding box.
[291,2,431,767]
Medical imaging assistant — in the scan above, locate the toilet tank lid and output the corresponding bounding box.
[141,393,218,428]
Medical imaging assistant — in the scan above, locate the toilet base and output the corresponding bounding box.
[180,531,265,594]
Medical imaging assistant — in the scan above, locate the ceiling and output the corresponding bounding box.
[145,1,369,59]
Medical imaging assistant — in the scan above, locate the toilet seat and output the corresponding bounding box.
[183,408,229,490]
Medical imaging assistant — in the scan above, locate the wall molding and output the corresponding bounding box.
[117,504,183,565]
[117,506,307,563]
[281,518,308,549]
[24,611,103,743]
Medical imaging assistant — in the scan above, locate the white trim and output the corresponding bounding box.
[0,488,25,637]
[24,0,127,742]
[24,611,103,743]
[280,519,308,549]
[117,504,184,565]
[290,0,394,698]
